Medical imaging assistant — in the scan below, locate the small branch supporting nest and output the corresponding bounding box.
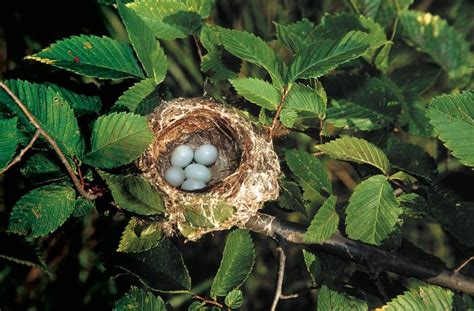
[270,246,286,311]
[268,86,291,140]
[243,213,474,296]
[0,130,40,175]
[0,82,96,200]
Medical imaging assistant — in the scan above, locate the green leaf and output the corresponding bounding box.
[384,137,436,181]
[317,285,367,311]
[184,0,214,18]
[113,78,158,113]
[278,180,306,215]
[285,149,332,195]
[83,112,153,169]
[27,35,144,79]
[317,136,391,175]
[400,10,472,83]
[381,284,453,310]
[118,217,164,253]
[20,153,65,183]
[229,78,280,111]
[275,19,315,54]
[327,78,400,131]
[72,197,95,217]
[210,229,255,299]
[224,289,244,309]
[2,80,83,157]
[428,91,474,167]
[48,84,101,117]
[118,1,168,84]
[219,28,284,88]
[345,175,402,245]
[398,193,428,219]
[304,195,339,243]
[350,0,413,28]
[280,82,327,129]
[0,232,47,269]
[116,238,191,291]
[389,63,441,102]
[8,185,76,237]
[128,1,202,40]
[302,250,319,285]
[114,286,166,311]
[101,172,165,215]
[302,250,345,287]
[288,30,371,82]
[0,117,18,170]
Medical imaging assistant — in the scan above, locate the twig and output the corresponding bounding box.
[0,82,96,200]
[0,130,40,175]
[455,256,474,274]
[280,286,318,300]
[192,34,204,60]
[326,160,358,191]
[270,246,286,311]
[243,213,474,296]
[268,86,291,140]
[192,295,224,308]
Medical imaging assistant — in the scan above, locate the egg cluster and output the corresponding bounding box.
[164,144,219,191]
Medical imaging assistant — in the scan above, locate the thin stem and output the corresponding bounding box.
[0,130,40,175]
[455,256,474,274]
[270,246,286,311]
[0,82,96,200]
[269,86,291,140]
[280,286,318,300]
[192,34,204,60]
[192,295,224,308]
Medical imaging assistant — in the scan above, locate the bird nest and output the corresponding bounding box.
[137,97,280,240]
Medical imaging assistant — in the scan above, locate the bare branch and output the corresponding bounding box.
[243,213,474,296]
[280,286,318,300]
[0,82,96,200]
[268,86,291,140]
[0,130,40,175]
[270,246,286,311]
[455,256,474,274]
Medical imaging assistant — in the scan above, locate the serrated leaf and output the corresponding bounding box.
[20,153,64,182]
[210,229,255,299]
[26,35,144,79]
[0,117,18,170]
[428,91,474,167]
[219,28,284,88]
[118,1,168,84]
[302,250,345,287]
[327,78,400,131]
[288,30,371,82]
[113,78,157,113]
[225,289,244,309]
[398,193,427,219]
[275,19,315,54]
[184,0,214,18]
[302,250,319,285]
[48,84,102,117]
[72,197,95,217]
[118,217,164,253]
[317,285,367,311]
[280,82,327,129]
[278,180,306,215]
[8,185,76,237]
[345,175,402,245]
[128,1,202,40]
[229,78,280,111]
[385,137,436,181]
[114,286,166,311]
[304,195,339,243]
[389,63,441,102]
[317,136,391,175]
[101,172,165,215]
[400,11,472,83]
[2,80,83,157]
[285,149,332,196]
[116,238,191,291]
[84,112,153,169]
[0,232,47,269]
[350,0,413,28]
[380,284,453,310]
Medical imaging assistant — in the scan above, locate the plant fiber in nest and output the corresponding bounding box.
[138,97,280,241]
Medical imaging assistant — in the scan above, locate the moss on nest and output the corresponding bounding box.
[138,97,280,241]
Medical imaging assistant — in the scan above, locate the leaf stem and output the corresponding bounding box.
[269,85,291,140]
[0,81,96,200]
[0,130,40,175]
[270,246,286,311]
[192,295,224,308]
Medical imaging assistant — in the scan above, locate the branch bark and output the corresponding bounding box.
[243,213,474,296]
[0,130,40,175]
[270,246,286,311]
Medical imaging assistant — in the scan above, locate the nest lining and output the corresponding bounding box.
[138,97,280,240]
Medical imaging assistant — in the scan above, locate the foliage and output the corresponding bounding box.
[1,0,473,309]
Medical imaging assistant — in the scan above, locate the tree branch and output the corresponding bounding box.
[0,82,96,200]
[0,130,40,175]
[243,213,474,296]
[270,246,286,311]
[268,86,291,140]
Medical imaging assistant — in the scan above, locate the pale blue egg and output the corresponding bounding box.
[171,145,194,167]
[184,163,212,183]
[181,178,206,191]
[194,144,218,166]
[164,166,185,187]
